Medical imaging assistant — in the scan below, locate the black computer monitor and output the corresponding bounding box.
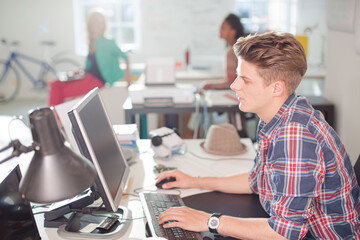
[68,87,130,213]
[0,164,41,240]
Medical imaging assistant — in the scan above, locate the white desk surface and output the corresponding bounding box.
[175,69,224,81]
[32,138,256,240]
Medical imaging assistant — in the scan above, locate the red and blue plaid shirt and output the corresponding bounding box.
[249,93,360,239]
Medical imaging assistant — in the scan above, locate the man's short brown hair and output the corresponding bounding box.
[233,32,307,95]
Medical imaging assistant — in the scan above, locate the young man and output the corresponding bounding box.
[157,32,360,239]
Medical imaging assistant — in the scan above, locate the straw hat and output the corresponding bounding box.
[200,123,247,156]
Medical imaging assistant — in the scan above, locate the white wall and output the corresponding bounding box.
[1,0,326,96]
[295,0,327,66]
[0,0,357,161]
[0,0,235,98]
[136,0,235,67]
[0,0,83,99]
[325,30,360,163]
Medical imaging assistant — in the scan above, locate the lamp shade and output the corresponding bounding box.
[19,107,96,203]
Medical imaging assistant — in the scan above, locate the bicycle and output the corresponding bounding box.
[0,39,81,103]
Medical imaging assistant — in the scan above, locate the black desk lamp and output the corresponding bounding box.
[0,107,96,203]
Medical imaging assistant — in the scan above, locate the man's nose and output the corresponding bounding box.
[230,76,241,91]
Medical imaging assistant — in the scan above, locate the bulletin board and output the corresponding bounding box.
[141,0,232,61]
[327,0,360,55]
[327,0,356,33]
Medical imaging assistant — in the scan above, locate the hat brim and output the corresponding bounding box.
[200,141,247,156]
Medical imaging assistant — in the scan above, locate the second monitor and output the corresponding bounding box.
[59,87,131,239]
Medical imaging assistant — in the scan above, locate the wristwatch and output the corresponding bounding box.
[208,212,222,234]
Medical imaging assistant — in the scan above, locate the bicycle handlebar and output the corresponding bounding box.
[1,38,20,46]
[41,41,56,46]
[2,38,55,47]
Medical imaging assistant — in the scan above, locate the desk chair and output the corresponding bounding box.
[99,82,128,125]
[354,154,360,184]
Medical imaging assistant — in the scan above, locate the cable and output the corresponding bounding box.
[203,95,209,136]
[133,185,156,195]
[133,185,181,196]
[181,142,254,161]
[31,204,51,209]
[33,211,51,215]
[7,115,27,141]
[122,193,140,198]
[193,93,201,139]
[187,150,254,161]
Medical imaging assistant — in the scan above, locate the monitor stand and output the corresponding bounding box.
[57,206,131,239]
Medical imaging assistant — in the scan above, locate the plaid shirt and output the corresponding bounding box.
[249,93,360,239]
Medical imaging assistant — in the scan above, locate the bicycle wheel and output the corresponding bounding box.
[0,61,20,103]
[43,58,82,83]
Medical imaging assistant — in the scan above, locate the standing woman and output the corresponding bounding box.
[202,13,246,89]
[186,14,246,138]
[48,8,131,106]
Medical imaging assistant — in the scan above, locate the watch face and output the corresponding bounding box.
[209,216,220,228]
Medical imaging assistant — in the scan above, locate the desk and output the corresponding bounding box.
[124,89,336,139]
[175,68,224,88]
[124,90,246,139]
[32,138,256,239]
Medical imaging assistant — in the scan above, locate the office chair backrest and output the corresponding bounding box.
[99,83,128,125]
[354,154,360,184]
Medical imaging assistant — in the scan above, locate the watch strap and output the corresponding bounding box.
[208,212,222,234]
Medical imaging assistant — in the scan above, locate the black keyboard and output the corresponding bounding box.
[139,192,202,240]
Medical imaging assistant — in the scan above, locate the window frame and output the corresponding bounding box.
[235,0,296,34]
[73,0,139,56]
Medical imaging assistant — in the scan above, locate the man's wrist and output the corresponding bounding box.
[208,212,223,234]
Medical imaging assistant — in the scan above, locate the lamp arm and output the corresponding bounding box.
[0,139,37,165]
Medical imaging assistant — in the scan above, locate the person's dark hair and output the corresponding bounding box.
[224,14,246,39]
[233,32,307,95]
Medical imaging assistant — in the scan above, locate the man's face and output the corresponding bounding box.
[230,59,274,116]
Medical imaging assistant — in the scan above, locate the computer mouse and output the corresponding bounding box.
[156,177,176,189]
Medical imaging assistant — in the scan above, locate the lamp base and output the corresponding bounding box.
[44,193,95,222]
[57,206,131,239]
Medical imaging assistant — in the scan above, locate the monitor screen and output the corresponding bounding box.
[68,87,130,212]
[0,164,41,240]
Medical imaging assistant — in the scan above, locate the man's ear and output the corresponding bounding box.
[272,80,285,97]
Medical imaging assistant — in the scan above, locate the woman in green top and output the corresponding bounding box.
[48,9,131,106]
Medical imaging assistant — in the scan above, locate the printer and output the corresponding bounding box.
[128,83,194,105]
[129,57,194,105]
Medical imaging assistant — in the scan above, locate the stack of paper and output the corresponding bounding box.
[113,124,139,148]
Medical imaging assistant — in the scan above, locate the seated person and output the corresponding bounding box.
[157,32,360,239]
[186,14,247,138]
[48,8,131,106]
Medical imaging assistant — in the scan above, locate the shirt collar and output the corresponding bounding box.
[258,93,298,139]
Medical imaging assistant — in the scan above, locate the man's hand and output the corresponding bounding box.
[155,170,196,189]
[158,206,210,232]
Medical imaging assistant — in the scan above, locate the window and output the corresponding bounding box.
[73,0,139,56]
[235,0,296,34]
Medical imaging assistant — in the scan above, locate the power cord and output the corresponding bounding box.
[133,185,181,196]
[7,115,27,141]
[184,143,254,161]
[193,93,201,139]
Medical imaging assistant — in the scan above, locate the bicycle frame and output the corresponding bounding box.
[4,51,57,87]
